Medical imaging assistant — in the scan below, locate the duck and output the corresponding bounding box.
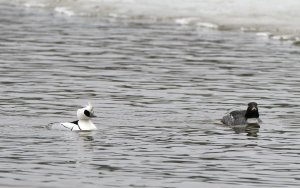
[221,102,261,126]
[60,102,97,131]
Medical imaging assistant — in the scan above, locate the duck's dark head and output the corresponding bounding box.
[245,102,259,119]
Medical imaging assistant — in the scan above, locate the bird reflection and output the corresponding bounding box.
[232,123,260,137]
[78,131,95,141]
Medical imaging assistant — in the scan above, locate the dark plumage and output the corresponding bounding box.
[221,102,261,126]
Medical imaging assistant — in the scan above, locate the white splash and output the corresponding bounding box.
[175,17,197,25]
[54,7,75,16]
[196,22,219,29]
[24,3,46,8]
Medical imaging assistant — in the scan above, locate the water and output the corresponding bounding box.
[1,1,300,188]
[10,0,300,41]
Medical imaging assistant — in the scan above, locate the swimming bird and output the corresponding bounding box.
[60,102,97,131]
[221,102,261,126]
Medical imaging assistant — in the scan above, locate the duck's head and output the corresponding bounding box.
[245,102,259,119]
[77,102,96,120]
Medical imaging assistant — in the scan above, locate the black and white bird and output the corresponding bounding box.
[60,102,97,131]
[47,102,97,131]
[221,102,261,126]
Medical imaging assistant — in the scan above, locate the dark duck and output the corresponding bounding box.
[221,102,261,126]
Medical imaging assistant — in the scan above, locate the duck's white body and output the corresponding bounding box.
[61,120,97,131]
[58,102,97,131]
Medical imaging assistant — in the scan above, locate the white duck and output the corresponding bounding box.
[60,102,97,131]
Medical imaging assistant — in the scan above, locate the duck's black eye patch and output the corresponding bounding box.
[84,110,90,117]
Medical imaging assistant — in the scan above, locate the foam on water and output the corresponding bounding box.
[54,7,75,16]
[6,0,300,40]
[10,0,300,25]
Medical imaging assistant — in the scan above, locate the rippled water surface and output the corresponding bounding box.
[1,2,300,188]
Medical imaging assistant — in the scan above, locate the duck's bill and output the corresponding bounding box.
[251,106,257,111]
[90,112,97,118]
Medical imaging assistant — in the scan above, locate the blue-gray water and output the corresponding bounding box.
[1,2,300,188]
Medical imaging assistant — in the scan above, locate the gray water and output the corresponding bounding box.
[1,2,300,188]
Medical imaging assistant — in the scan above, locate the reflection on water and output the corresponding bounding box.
[245,124,260,137]
[1,2,300,188]
[78,131,95,141]
[232,124,260,137]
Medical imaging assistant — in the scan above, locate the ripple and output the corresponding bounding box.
[0,2,300,188]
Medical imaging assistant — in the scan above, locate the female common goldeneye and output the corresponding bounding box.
[60,102,97,131]
[221,102,261,126]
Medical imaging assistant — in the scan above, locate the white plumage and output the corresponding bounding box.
[48,102,97,131]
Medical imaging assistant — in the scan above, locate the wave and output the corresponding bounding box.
[6,0,300,43]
